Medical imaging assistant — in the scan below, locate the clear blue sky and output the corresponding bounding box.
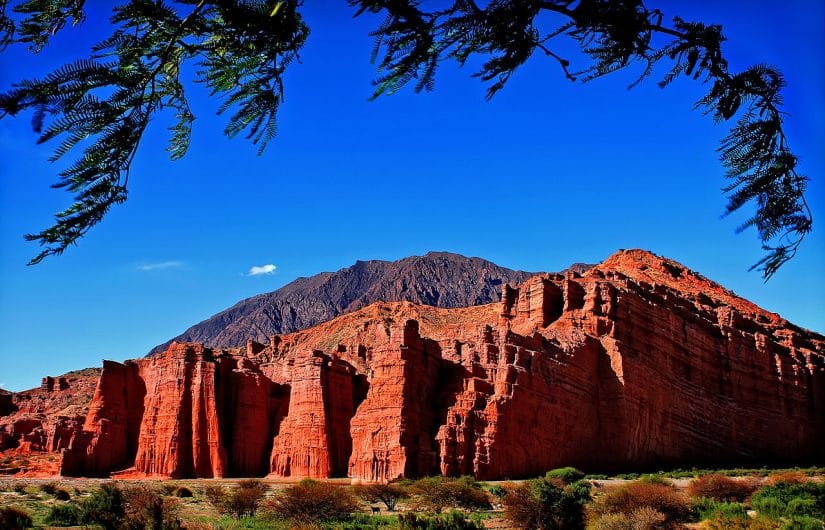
[1,1,823,391]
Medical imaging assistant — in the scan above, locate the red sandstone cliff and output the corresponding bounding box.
[0,369,99,475]
[2,249,823,480]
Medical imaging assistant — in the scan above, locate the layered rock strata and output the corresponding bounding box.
[2,250,823,480]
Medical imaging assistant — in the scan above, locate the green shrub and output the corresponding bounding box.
[408,476,490,513]
[45,504,82,526]
[693,497,748,520]
[398,510,484,530]
[80,482,125,530]
[786,498,818,518]
[266,478,356,525]
[545,467,586,484]
[504,477,590,530]
[688,474,759,502]
[751,481,825,520]
[488,485,506,500]
[338,513,397,528]
[0,506,33,529]
[703,513,781,530]
[39,482,57,495]
[782,516,824,530]
[638,474,671,486]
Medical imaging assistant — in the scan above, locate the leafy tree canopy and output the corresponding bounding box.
[0,0,813,278]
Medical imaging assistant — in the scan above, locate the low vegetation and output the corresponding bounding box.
[0,506,33,529]
[587,480,693,528]
[687,473,759,502]
[267,478,358,525]
[354,482,409,511]
[0,465,823,528]
[405,476,491,513]
[224,479,268,519]
[503,475,591,529]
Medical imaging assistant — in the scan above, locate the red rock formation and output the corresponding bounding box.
[3,249,823,480]
[0,369,99,475]
[349,320,443,481]
[269,352,359,478]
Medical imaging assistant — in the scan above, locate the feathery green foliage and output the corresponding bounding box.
[0,0,813,277]
[350,0,812,279]
[0,0,307,264]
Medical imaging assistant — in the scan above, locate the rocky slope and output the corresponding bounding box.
[150,252,537,354]
[0,369,100,475]
[3,249,820,480]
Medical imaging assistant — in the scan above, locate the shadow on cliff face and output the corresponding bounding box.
[0,391,16,417]
[217,356,292,478]
[434,358,469,476]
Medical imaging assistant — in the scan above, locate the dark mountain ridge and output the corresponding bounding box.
[150,251,542,354]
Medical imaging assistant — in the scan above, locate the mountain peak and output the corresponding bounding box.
[150,252,536,354]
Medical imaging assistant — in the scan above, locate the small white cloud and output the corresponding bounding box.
[247,264,277,276]
[138,260,185,272]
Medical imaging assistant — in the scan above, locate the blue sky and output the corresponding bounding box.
[0,1,823,391]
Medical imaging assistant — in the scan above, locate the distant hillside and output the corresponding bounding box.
[150,252,540,353]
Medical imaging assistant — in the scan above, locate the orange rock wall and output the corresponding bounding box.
[51,250,825,480]
[349,320,443,481]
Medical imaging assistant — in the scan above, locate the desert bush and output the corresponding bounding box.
[786,497,819,518]
[338,513,398,529]
[545,467,586,484]
[398,510,484,530]
[408,476,490,513]
[586,512,633,530]
[223,479,269,519]
[171,486,193,498]
[588,481,693,525]
[637,474,671,486]
[688,474,759,502]
[488,485,506,500]
[80,482,125,530]
[45,503,82,526]
[353,482,408,511]
[0,506,33,529]
[159,482,178,496]
[703,514,781,530]
[121,484,182,529]
[692,497,748,520]
[766,470,807,485]
[751,481,825,520]
[503,478,591,530]
[266,478,357,525]
[203,483,226,506]
[12,482,26,493]
[783,516,825,530]
[39,482,57,494]
[587,507,669,530]
[53,487,72,500]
